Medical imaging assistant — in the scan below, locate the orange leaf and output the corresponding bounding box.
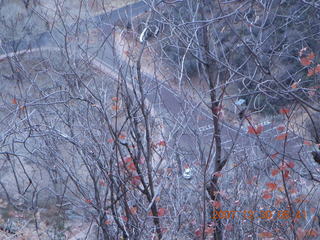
[258,232,273,238]
[300,57,311,66]
[104,220,112,225]
[266,182,277,191]
[279,108,290,115]
[271,168,280,176]
[291,82,298,89]
[119,134,126,139]
[12,98,17,104]
[275,133,288,141]
[157,208,166,217]
[247,125,264,135]
[307,52,315,60]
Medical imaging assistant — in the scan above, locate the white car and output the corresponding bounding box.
[182,167,192,180]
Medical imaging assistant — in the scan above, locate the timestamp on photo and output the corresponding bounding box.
[212,210,307,220]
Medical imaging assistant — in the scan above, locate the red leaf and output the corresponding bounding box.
[266,182,277,191]
[12,98,17,104]
[112,97,119,101]
[211,201,221,208]
[195,228,202,237]
[119,134,126,139]
[104,220,112,225]
[127,162,136,171]
[262,192,272,199]
[247,125,264,135]
[287,161,295,168]
[213,171,223,177]
[157,208,166,217]
[283,169,290,179]
[300,57,311,66]
[107,138,114,143]
[131,176,141,185]
[307,52,315,60]
[271,168,280,176]
[121,216,128,222]
[85,199,93,204]
[275,133,288,141]
[279,108,290,115]
[158,140,166,147]
[277,125,286,131]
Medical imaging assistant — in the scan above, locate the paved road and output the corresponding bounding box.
[0,1,305,172]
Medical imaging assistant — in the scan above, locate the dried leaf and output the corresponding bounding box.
[307,52,315,60]
[271,168,280,176]
[247,125,264,135]
[275,133,288,141]
[158,208,166,217]
[279,108,290,115]
[291,82,298,89]
[287,161,295,168]
[300,57,311,66]
[266,182,277,191]
[211,201,221,208]
[158,140,166,146]
[277,125,286,131]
